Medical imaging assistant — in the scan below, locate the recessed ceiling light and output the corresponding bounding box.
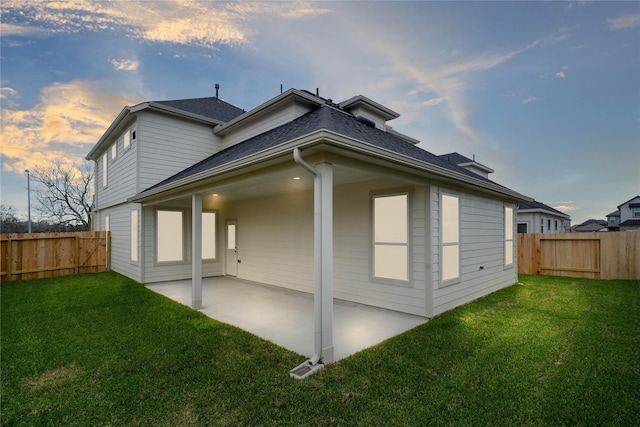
[212,193,219,197]
[293,177,301,180]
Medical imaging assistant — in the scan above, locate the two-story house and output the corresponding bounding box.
[516,201,571,234]
[609,196,640,231]
[86,87,530,364]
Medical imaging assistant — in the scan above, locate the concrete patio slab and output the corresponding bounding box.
[146,277,427,362]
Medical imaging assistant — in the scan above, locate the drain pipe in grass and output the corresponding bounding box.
[290,147,325,379]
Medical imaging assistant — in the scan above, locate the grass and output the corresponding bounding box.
[2,272,639,426]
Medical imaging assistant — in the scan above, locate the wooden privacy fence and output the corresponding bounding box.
[1,231,110,282]
[518,232,640,280]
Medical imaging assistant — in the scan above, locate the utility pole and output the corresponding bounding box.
[25,169,32,233]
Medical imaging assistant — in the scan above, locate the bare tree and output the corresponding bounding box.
[30,161,94,230]
[1,204,23,233]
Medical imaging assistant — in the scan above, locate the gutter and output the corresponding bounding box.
[289,147,325,379]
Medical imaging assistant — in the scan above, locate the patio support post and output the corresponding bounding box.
[192,194,203,310]
[317,162,334,363]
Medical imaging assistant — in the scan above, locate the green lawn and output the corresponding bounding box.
[2,273,639,426]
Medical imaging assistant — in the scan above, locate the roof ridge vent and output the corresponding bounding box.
[356,115,376,128]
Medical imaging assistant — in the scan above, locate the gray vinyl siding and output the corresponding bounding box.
[431,185,517,316]
[97,127,138,208]
[141,206,224,283]
[333,180,430,316]
[218,178,430,316]
[137,111,222,192]
[222,190,315,292]
[97,204,142,282]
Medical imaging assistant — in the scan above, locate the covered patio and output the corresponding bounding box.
[147,277,427,362]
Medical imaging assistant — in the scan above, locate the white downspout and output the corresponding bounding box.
[292,147,323,367]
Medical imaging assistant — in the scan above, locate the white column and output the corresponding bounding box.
[317,162,334,363]
[192,194,203,309]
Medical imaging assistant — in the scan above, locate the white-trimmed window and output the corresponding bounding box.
[441,193,460,283]
[105,215,110,232]
[505,206,514,266]
[111,143,117,160]
[157,210,184,263]
[131,210,138,263]
[633,207,640,218]
[202,211,216,260]
[373,193,409,282]
[102,152,108,187]
[124,128,131,150]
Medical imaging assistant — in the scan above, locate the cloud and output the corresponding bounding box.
[1,0,330,49]
[0,80,140,173]
[522,96,537,105]
[110,59,140,71]
[607,13,640,30]
[556,71,566,78]
[553,205,578,213]
[0,23,49,37]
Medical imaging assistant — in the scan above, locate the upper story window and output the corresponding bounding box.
[102,152,108,187]
[373,193,409,282]
[111,142,117,160]
[441,193,460,283]
[123,128,131,150]
[633,207,640,218]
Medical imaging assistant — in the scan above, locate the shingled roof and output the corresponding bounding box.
[154,96,245,122]
[143,105,513,194]
[518,200,569,217]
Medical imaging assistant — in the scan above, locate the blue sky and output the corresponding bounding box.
[1,1,639,225]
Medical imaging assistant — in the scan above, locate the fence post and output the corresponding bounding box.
[74,235,80,275]
[533,234,541,275]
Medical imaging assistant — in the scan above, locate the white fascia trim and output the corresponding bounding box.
[457,161,495,173]
[213,89,325,136]
[338,95,400,120]
[517,208,570,219]
[86,106,132,160]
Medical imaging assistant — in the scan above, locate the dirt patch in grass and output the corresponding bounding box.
[25,365,82,390]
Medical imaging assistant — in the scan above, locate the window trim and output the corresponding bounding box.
[371,189,412,286]
[202,210,217,261]
[130,209,138,264]
[504,205,514,268]
[440,191,461,287]
[123,128,131,150]
[633,207,640,219]
[155,209,187,265]
[102,152,108,188]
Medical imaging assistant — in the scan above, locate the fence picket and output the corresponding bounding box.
[518,232,640,280]
[1,231,110,282]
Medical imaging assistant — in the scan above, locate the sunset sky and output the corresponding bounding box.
[1,1,639,225]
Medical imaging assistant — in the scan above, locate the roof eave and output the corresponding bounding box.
[130,129,531,204]
[86,105,136,160]
[517,208,570,219]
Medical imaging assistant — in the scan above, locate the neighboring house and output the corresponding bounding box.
[614,195,640,231]
[606,210,621,231]
[571,219,608,232]
[516,201,571,234]
[86,87,530,364]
